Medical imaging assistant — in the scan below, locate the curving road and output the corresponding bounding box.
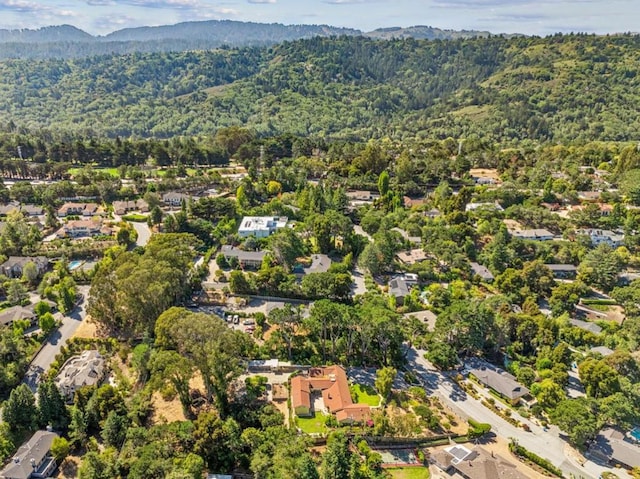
[405,347,628,479]
[23,285,91,392]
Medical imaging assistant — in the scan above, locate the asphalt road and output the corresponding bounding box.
[23,284,91,392]
[132,221,152,247]
[405,346,625,479]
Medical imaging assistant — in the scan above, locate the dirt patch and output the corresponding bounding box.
[56,455,80,478]
[469,168,500,181]
[71,317,98,339]
[150,373,206,424]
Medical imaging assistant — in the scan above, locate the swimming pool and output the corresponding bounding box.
[68,260,84,271]
[631,427,640,442]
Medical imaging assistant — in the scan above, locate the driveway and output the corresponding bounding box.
[405,346,623,479]
[23,284,91,392]
[132,221,152,247]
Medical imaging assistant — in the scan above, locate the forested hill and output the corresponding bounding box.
[0,21,488,59]
[2,34,640,142]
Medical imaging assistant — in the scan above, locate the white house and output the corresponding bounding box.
[576,229,625,248]
[238,216,288,238]
[55,350,106,402]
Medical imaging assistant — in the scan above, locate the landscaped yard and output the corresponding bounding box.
[350,384,381,406]
[296,414,328,435]
[386,466,430,479]
[68,166,120,177]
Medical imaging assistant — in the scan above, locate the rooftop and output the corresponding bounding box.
[0,430,58,479]
[468,360,529,400]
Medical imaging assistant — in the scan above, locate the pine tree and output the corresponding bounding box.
[38,380,70,430]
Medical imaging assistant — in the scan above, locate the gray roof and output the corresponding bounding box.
[452,446,528,479]
[589,428,640,469]
[546,264,577,272]
[569,318,602,334]
[469,366,529,400]
[55,350,105,398]
[470,262,494,281]
[0,430,58,479]
[590,346,615,356]
[220,245,266,263]
[1,256,48,270]
[0,306,36,327]
[511,229,554,240]
[389,278,410,298]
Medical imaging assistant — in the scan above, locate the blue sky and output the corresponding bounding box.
[0,0,636,36]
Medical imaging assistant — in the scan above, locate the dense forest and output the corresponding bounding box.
[0,22,489,59]
[0,34,639,141]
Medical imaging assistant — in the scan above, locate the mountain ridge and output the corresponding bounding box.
[0,20,494,59]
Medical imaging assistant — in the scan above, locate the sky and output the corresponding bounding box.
[0,0,637,36]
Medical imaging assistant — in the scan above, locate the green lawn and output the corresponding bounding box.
[386,466,430,479]
[68,167,120,177]
[350,384,381,407]
[122,213,148,222]
[296,414,328,435]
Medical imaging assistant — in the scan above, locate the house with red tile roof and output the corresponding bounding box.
[290,365,373,424]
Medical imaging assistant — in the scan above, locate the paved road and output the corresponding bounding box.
[132,221,152,247]
[351,225,372,296]
[405,347,624,479]
[24,285,91,392]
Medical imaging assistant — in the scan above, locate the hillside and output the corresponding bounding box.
[0,20,490,59]
[1,34,640,142]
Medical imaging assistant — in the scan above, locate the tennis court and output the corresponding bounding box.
[376,448,420,466]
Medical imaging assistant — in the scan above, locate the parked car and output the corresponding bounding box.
[242,319,255,326]
[233,315,240,324]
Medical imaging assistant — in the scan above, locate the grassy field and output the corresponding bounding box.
[296,414,327,435]
[122,213,148,222]
[68,167,120,177]
[350,384,381,407]
[386,466,430,479]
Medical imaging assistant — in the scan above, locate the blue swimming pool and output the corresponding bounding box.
[68,260,84,271]
[631,427,640,442]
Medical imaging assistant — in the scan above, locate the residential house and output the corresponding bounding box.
[396,248,429,266]
[0,430,59,479]
[162,192,193,207]
[432,445,528,479]
[0,256,49,279]
[468,360,530,405]
[220,245,266,269]
[576,229,625,248]
[238,216,288,238]
[55,350,106,402]
[346,190,379,205]
[0,306,37,329]
[510,229,555,241]
[391,227,422,246]
[546,264,578,279]
[470,262,494,282]
[57,202,99,218]
[403,310,437,331]
[578,191,602,202]
[112,199,149,215]
[403,196,427,208]
[424,208,441,219]
[0,203,44,217]
[388,277,413,306]
[588,428,640,470]
[61,219,110,238]
[590,346,615,357]
[290,365,373,424]
[569,318,602,335]
[465,202,504,212]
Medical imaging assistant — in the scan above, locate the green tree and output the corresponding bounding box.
[577,244,622,292]
[7,279,27,305]
[50,437,70,463]
[101,411,129,448]
[425,342,458,370]
[3,383,37,432]
[149,349,194,417]
[21,261,39,286]
[374,367,396,403]
[37,379,69,430]
[321,432,351,479]
[551,398,600,448]
[39,312,56,334]
[377,170,390,197]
